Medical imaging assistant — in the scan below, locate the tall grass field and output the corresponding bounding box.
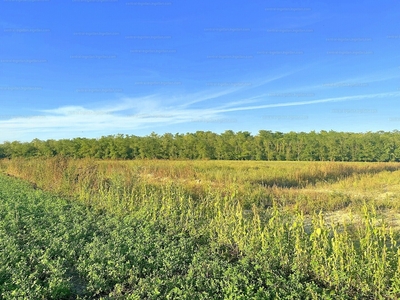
[0,158,400,299]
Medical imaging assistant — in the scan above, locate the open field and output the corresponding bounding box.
[1,158,400,298]
[3,158,400,216]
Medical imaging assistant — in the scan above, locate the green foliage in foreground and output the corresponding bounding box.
[0,173,400,299]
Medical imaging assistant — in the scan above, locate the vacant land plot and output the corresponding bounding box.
[1,158,400,298]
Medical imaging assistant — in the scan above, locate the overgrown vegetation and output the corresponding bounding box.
[1,158,400,298]
[2,129,400,161]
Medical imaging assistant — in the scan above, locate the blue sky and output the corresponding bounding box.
[1,0,400,142]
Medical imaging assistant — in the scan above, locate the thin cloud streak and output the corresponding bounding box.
[1,90,399,142]
[213,91,400,113]
[179,70,299,108]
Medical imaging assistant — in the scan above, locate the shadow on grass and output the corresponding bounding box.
[252,163,400,188]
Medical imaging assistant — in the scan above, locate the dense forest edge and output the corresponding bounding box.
[2,130,400,161]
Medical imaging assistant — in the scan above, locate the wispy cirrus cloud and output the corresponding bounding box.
[1,85,399,142]
[212,91,400,113]
[1,69,309,142]
[179,70,298,108]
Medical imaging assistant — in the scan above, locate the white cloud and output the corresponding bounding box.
[212,91,400,113]
[1,81,399,142]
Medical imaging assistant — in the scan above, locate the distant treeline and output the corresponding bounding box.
[1,130,400,161]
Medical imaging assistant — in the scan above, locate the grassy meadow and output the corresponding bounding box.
[1,158,400,298]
